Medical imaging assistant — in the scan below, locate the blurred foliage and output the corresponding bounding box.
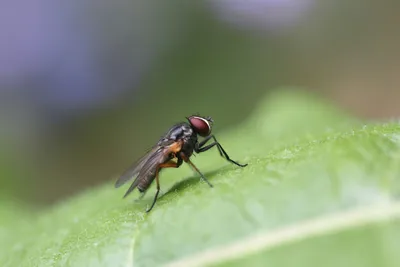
[1,90,400,266]
[3,0,400,206]
[24,18,289,204]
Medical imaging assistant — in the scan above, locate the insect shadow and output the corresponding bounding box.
[165,165,232,195]
[135,165,233,209]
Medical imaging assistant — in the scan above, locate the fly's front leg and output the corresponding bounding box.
[195,135,247,167]
[197,135,223,157]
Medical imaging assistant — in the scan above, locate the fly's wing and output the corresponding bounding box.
[122,146,172,198]
[115,139,177,188]
[114,146,159,188]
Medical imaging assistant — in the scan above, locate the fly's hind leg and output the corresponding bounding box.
[146,159,181,213]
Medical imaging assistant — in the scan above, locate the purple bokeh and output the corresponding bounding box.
[209,0,314,32]
[0,0,192,115]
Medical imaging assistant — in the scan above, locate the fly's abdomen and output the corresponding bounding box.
[137,155,171,192]
[137,171,156,192]
[137,151,172,192]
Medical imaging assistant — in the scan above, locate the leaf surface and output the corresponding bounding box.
[2,90,400,267]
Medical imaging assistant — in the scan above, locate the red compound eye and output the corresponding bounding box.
[188,116,212,137]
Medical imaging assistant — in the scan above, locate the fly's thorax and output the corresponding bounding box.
[159,122,197,158]
[180,130,197,158]
[163,123,191,140]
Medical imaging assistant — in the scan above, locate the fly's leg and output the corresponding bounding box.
[135,192,146,202]
[180,153,213,188]
[195,135,248,167]
[146,174,161,213]
[146,159,181,213]
[197,135,223,157]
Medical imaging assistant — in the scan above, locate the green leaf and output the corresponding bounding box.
[2,90,400,267]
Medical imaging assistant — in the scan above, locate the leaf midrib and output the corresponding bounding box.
[164,202,400,267]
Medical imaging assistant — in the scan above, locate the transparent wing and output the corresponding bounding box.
[114,146,158,188]
[137,147,172,180]
[122,146,173,198]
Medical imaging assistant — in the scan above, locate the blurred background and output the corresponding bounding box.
[1,0,399,206]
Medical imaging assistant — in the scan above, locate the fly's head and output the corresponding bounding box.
[187,115,213,137]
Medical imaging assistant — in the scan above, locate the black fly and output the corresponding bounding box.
[115,115,247,212]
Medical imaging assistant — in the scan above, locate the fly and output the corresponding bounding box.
[115,115,247,212]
